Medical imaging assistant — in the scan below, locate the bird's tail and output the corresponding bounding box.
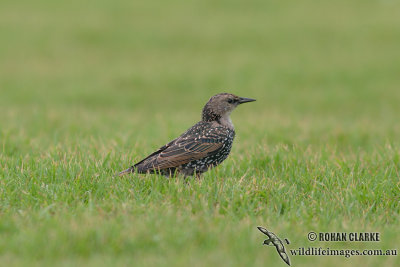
[117,166,134,176]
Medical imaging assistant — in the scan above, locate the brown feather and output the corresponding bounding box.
[134,121,227,172]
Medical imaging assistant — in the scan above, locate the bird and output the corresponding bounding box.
[257,226,291,266]
[118,93,256,177]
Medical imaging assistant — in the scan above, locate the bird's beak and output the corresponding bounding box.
[238,97,256,104]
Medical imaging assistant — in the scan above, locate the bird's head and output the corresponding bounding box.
[202,93,256,123]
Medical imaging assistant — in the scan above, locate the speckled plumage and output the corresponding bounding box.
[119,93,255,177]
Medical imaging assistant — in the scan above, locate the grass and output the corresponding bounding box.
[1,0,400,266]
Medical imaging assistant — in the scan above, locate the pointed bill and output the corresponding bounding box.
[238,97,256,104]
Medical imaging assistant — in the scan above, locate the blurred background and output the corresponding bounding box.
[1,0,399,149]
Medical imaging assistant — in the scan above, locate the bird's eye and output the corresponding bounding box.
[227,99,234,104]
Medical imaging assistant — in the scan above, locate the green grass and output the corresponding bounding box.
[1,0,400,266]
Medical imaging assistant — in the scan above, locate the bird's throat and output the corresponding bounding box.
[218,114,234,130]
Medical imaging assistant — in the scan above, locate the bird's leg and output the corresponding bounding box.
[195,171,203,179]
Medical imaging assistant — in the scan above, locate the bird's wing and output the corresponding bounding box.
[134,122,230,171]
[257,227,272,237]
[277,248,291,266]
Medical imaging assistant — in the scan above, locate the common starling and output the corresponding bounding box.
[119,93,256,177]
